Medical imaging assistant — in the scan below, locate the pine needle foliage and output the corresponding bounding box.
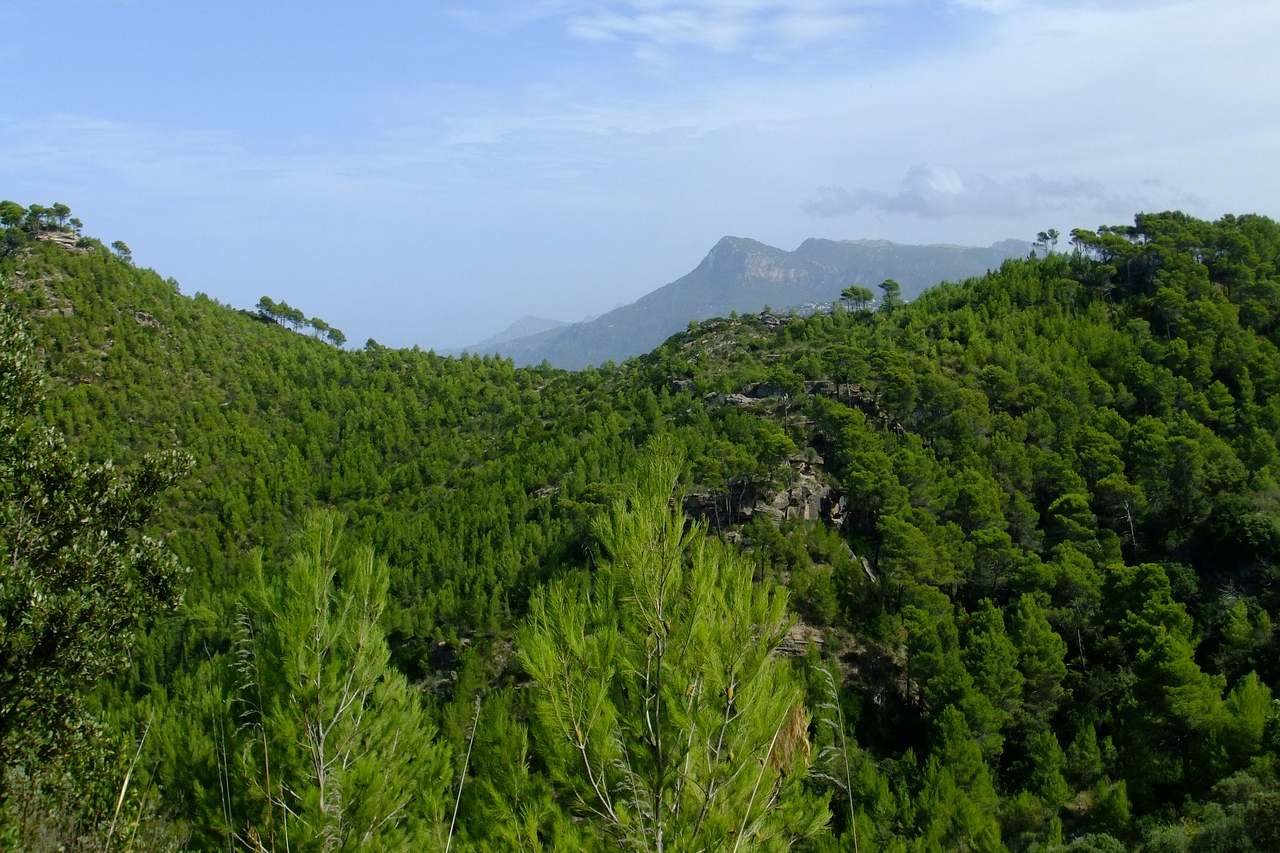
[520,443,830,851]
[809,665,860,853]
[221,511,452,851]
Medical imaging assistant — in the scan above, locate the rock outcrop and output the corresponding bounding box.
[775,621,824,657]
[742,454,845,525]
[703,391,763,409]
[34,230,90,253]
[683,453,846,529]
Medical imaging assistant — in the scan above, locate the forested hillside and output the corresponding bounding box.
[2,204,1280,851]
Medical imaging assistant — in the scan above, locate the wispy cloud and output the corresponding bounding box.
[562,1,879,57]
[948,0,1022,13]
[805,165,1207,219]
[4,0,1273,348]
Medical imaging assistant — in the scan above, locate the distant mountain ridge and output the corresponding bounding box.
[456,315,567,352]
[469,235,1030,368]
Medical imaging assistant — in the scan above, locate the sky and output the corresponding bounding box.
[3,0,1278,349]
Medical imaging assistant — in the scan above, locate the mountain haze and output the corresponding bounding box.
[473,235,1030,368]
[450,314,567,354]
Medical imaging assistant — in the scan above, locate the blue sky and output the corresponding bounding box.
[3,0,1277,348]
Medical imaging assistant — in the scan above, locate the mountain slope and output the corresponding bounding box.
[5,208,1280,851]
[479,235,1029,368]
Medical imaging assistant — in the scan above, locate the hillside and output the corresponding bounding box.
[474,234,1030,368]
[3,206,1280,851]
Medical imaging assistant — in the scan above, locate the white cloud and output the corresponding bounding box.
[805,164,1206,219]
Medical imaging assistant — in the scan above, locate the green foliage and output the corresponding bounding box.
[878,279,903,312]
[6,207,1280,848]
[839,284,874,313]
[913,706,1003,850]
[256,295,345,346]
[0,306,188,773]
[520,444,829,850]
[151,512,453,850]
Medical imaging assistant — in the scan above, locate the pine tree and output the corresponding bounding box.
[913,707,1003,851]
[520,444,830,850]
[1008,594,1067,725]
[963,600,1024,734]
[228,511,452,850]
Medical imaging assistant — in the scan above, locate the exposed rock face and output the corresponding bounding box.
[683,490,719,519]
[133,310,161,329]
[742,250,814,283]
[684,454,846,530]
[838,637,912,708]
[775,621,824,657]
[740,380,786,398]
[703,391,762,409]
[743,454,846,525]
[34,230,90,253]
[833,384,906,435]
[669,378,694,394]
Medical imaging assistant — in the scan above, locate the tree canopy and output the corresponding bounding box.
[3,207,1280,850]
